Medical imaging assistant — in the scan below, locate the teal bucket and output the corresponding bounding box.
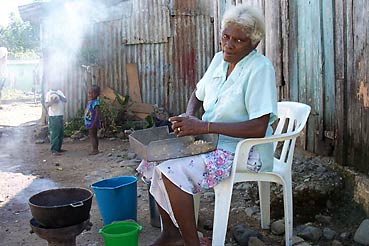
[91,176,137,225]
[99,221,142,246]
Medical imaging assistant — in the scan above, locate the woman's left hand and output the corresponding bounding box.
[169,114,207,137]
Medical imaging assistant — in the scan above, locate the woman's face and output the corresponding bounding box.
[221,24,254,65]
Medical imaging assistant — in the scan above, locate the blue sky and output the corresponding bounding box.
[0,0,35,27]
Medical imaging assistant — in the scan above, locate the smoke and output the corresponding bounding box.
[42,0,109,88]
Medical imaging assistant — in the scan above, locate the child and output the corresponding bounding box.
[84,85,101,155]
[45,88,67,156]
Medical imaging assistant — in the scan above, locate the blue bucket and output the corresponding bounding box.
[91,176,137,225]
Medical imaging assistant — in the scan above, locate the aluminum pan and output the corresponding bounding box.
[129,126,218,162]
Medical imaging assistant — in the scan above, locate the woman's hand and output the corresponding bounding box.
[169,114,207,137]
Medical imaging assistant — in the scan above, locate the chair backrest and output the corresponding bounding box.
[273,101,311,167]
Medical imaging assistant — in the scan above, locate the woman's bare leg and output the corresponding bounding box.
[162,175,200,246]
[150,205,184,246]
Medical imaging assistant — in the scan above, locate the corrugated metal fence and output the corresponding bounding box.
[334,0,369,172]
[41,0,369,172]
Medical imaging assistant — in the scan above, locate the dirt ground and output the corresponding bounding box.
[0,101,365,246]
[0,101,285,246]
[0,101,163,246]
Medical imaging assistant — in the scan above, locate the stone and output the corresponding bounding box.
[71,131,84,139]
[34,125,48,139]
[235,182,253,190]
[245,207,259,217]
[119,160,139,166]
[232,224,261,245]
[297,225,322,241]
[203,192,215,200]
[127,152,137,159]
[35,139,45,144]
[271,219,285,235]
[354,219,369,245]
[322,227,336,240]
[315,214,332,224]
[202,219,213,230]
[248,236,265,246]
[292,236,305,245]
[331,240,343,246]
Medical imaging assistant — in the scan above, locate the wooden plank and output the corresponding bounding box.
[126,63,142,102]
[297,0,310,149]
[345,0,355,167]
[321,0,335,134]
[129,102,154,114]
[135,112,150,120]
[101,86,123,101]
[334,0,347,164]
[352,0,369,172]
[311,0,323,149]
[102,86,151,119]
[281,0,289,100]
[265,1,282,87]
[288,0,299,102]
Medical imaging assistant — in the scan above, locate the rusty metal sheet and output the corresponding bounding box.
[125,0,170,44]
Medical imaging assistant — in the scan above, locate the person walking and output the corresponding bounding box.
[45,89,67,156]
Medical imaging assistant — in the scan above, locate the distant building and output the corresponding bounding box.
[7,59,42,93]
[0,47,8,97]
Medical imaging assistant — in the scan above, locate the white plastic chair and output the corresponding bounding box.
[209,101,311,246]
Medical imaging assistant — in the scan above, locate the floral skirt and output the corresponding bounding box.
[136,147,262,226]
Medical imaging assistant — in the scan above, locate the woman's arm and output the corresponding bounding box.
[185,89,203,116]
[45,101,53,107]
[169,114,270,139]
[207,114,270,138]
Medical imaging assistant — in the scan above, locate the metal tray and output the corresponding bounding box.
[129,126,218,162]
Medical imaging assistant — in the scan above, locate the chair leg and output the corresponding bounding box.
[258,181,271,229]
[193,193,201,226]
[212,177,234,246]
[283,182,293,246]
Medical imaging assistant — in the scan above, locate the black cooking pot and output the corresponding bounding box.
[28,188,93,228]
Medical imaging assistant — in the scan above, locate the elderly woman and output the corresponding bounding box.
[137,4,277,246]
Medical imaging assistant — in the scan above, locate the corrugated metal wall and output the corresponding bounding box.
[216,0,336,155]
[41,0,369,172]
[42,0,214,119]
[42,29,90,119]
[84,0,214,117]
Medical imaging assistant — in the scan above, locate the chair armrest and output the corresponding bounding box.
[232,131,302,173]
[237,131,302,148]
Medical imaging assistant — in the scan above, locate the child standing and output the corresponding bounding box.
[84,85,101,155]
[45,88,67,156]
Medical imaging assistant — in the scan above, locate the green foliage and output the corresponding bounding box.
[99,97,120,133]
[99,93,129,135]
[0,13,40,59]
[144,115,154,129]
[64,92,154,138]
[114,92,129,108]
[64,109,86,137]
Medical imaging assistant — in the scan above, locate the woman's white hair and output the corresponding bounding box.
[221,5,265,46]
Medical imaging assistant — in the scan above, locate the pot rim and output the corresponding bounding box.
[28,187,93,208]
